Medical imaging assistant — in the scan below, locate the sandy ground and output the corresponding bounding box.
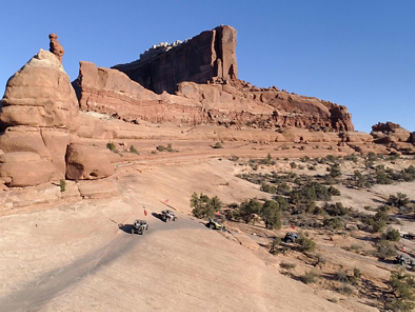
[0,151,414,312]
[0,158,350,312]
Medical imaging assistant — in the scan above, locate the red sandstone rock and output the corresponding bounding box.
[0,152,55,187]
[65,143,115,180]
[49,33,64,62]
[113,25,238,94]
[0,49,80,184]
[371,122,411,143]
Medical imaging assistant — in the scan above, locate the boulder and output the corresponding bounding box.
[65,143,114,180]
[0,152,55,186]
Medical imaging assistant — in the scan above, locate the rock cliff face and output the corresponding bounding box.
[0,50,114,186]
[74,62,353,131]
[113,25,238,94]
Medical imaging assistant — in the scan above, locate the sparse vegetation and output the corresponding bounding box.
[106,142,119,154]
[212,142,223,149]
[384,269,415,312]
[59,179,66,192]
[156,143,178,152]
[129,145,139,154]
[190,193,222,219]
[300,270,319,284]
[298,234,316,253]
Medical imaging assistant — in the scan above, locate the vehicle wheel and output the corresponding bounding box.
[138,230,143,235]
[208,223,215,229]
[131,228,135,235]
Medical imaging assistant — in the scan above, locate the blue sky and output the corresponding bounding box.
[1,0,413,132]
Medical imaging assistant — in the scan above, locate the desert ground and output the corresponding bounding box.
[0,140,414,312]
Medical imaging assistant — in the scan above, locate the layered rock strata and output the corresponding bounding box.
[113,25,238,94]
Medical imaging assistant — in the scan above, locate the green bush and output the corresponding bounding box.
[298,234,316,252]
[59,179,66,192]
[212,142,223,149]
[385,270,415,312]
[261,200,282,229]
[129,145,139,154]
[324,202,350,216]
[290,162,297,169]
[106,142,119,153]
[376,165,393,184]
[260,182,276,194]
[300,270,319,284]
[277,182,291,195]
[389,193,410,208]
[329,164,342,178]
[280,262,296,270]
[376,239,397,260]
[323,217,344,230]
[239,199,262,223]
[383,228,401,241]
[156,143,177,152]
[190,193,222,219]
[270,237,281,255]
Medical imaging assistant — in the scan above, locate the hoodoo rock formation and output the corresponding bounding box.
[113,25,238,94]
[49,33,64,62]
[0,49,115,187]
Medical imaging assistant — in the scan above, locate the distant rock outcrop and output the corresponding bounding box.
[113,25,238,94]
[371,122,415,154]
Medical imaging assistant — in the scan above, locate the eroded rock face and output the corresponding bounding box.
[371,122,411,143]
[65,143,115,180]
[0,152,55,187]
[74,63,353,131]
[113,25,238,94]
[0,49,80,185]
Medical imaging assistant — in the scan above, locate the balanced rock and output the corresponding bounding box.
[65,143,115,180]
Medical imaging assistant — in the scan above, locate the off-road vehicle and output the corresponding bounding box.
[282,232,299,243]
[206,218,226,231]
[395,254,415,270]
[131,219,149,235]
[160,210,177,222]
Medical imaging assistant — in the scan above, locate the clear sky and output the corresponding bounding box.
[1,0,413,132]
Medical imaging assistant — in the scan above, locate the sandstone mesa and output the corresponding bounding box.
[0,26,413,193]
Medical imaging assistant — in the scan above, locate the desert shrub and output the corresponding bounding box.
[156,143,177,152]
[367,152,378,162]
[308,165,316,170]
[399,165,415,182]
[212,142,223,149]
[239,199,262,223]
[353,170,370,188]
[329,164,342,178]
[290,162,297,169]
[59,179,66,192]
[261,153,275,165]
[106,142,119,153]
[376,239,397,260]
[325,155,337,163]
[298,234,316,252]
[375,165,393,184]
[353,267,361,279]
[270,237,281,255]
[324,202,350,216]
[344,154,358,163]
[328,186,340,196]
[323,217,345,230]
[300,270,319,284]
[277,182,291,195]
[363,206,390,232]
[260,182,276,194]
[190,193,222,219]
[290,182,334,205]
[261,200,282,229]
[280,262,296,270]
[337,285,353,295]
[129,145,139,154]
[389,193,410,208]
[383,228,401,241]
[275,196,289,212]
[384,270,415,312]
